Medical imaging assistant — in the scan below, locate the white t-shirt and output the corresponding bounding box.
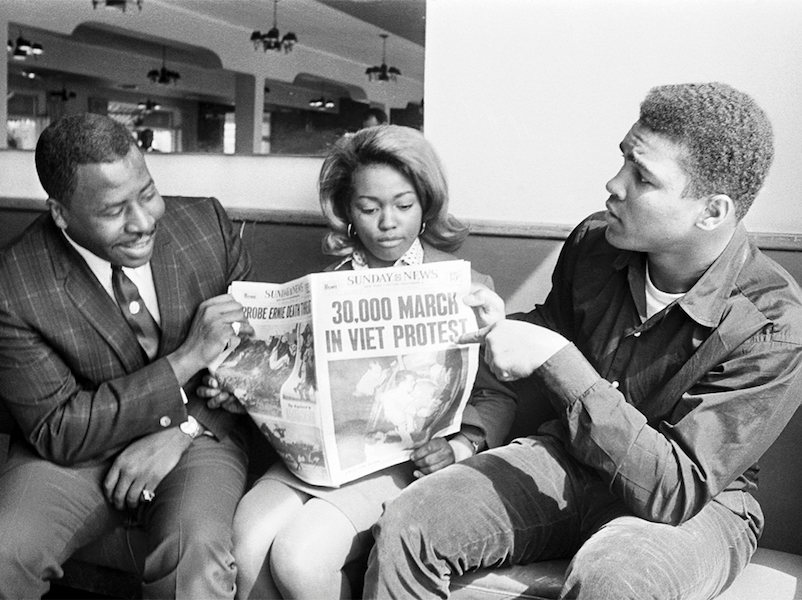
[643,262,684,321]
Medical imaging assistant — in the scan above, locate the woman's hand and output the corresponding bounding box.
[197,373,246,414]
[410,433,478,478]
[410,437,456,478]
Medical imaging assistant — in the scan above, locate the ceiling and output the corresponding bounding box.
[307,0,425,47]
[7,0,426,111]
[151,0,426,76]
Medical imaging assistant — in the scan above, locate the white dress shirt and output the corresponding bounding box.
[61,232,162,326]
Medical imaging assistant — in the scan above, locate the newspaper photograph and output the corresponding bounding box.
[210,261,480,487]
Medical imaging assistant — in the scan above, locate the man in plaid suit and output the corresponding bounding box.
[0,113,254,598]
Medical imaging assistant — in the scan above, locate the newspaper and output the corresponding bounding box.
[209,261,480,488]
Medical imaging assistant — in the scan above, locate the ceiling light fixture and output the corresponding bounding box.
[49,87,77,102]
[137,98,161,112]
[250,0,297,54]
[91,0,143,12]
[7,32,44,61]
[147,46,180,85]
[309,96,335,110]
[366,34,400,82]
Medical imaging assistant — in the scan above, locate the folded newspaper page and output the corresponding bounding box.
[210,261,480,487]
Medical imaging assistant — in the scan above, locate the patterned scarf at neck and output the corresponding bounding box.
[344,237,424,270]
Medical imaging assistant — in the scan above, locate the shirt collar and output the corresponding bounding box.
[614,224,752,328]
[61,230,115,284]
[677,224,751,327]
[59,230,160,322]
[339,238,425,270]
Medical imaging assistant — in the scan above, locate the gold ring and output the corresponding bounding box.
[141,489,156,502]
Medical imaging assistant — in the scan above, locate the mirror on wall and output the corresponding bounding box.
[5,1,425,156]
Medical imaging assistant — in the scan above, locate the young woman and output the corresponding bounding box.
[229,125,514,599]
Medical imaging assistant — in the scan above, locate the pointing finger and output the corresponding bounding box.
[458,324,492,345]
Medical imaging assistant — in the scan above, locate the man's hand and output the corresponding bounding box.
[167,294,254,385]
[198,373,246,414]
[459,320,569,381]
[463,285,506,329]
[103,428,193,511]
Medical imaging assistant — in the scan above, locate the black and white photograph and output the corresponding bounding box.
[1,1,801,598]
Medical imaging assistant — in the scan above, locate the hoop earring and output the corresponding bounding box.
[347,223,357,239]
[419,221,427,235]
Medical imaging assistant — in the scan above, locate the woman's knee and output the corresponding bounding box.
[269,527,349,591]
[232,521,272,576]
[269,532,313,585]
[269,501,362,591]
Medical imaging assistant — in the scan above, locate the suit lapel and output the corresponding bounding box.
[47,224,146,372]
[151,225,194,355]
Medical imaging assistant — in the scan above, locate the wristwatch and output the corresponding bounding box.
[464,435,481,455]
[179,415,204,440]
[455,432,481,455]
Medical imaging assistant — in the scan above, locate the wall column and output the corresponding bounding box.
[1,18,9,149]
[234,72,264,155]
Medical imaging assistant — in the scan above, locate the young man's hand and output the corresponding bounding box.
[460,320,569,382]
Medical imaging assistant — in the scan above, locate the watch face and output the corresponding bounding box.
[181,416,200,437]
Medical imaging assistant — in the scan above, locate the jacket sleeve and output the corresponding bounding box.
[458,269,516,449]
[0,300,188,465]
[186,197,252,439]
[536,339,802,524]
[459,356,517,449]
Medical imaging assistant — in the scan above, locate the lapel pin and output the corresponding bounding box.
[129,300,141,315]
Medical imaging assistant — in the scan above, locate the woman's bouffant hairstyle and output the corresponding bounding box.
[35,113,137,206]
[319,125,469,257]
[638,82,774,221]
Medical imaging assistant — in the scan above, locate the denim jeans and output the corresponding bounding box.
[364,436,758,599]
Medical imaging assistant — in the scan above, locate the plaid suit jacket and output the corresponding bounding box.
[0,196,251,465]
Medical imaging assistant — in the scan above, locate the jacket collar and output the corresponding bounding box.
[677,224,750,327]
[612,223,752,328]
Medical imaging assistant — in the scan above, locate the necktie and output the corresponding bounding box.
[111,265,161,361]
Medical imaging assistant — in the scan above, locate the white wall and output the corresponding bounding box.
[424,0,802,234]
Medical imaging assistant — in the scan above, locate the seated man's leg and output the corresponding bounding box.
[364,436,591,599]
[562,496,757,600]
[140,430,248,599]
[0,442,122,598]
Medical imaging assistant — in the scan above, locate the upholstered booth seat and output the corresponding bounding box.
[64,541,802,600]
[716,549,802,600]
[450,559,568,599]
[449,548,802,599]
